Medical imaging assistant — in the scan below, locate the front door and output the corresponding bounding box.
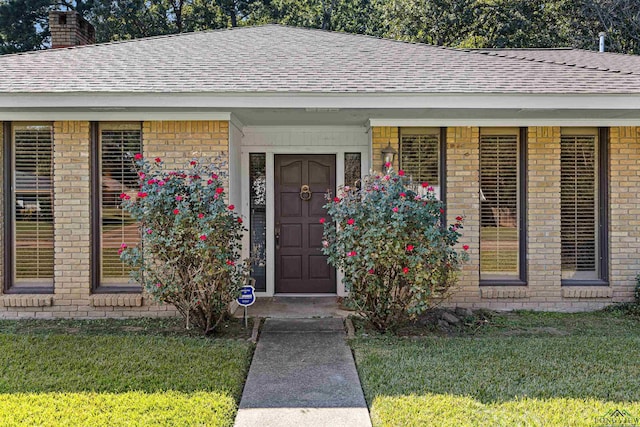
[275,155,336,293]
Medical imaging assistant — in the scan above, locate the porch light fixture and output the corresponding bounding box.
[381,143,397,171]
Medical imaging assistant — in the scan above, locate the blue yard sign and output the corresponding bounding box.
[237,285,256,307]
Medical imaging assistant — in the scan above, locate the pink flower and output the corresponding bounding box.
[158,180,165,186]
[176,195,183,201]
[137,192,148,199]
[398,170,405,176]
[118,242,127,255]
[414,195,421,201]
[463,245,470,251]
[428,186,434,192]
[333,197,341,203]
[124,195,131,200]
[156,283,162,288]
[384,162,391,168]
[226,260,235,266]
[399,192,406,198]
[207,179,213,185]
[322,240,329,248]
[368,269,375,274]
[134,153,143,160]
[173,209,180,215]
[148,179,157,185]
[422,182,429,188]
[211,174,218,179]
[155,157,162,163]
[216,187,224,194]
[138,172,146,179]
[190,160,197,166]
[347,218,355,225]
[347,251,357,257]
[199,234,207,241]
[406,245,414,252]
[146,229,153,234]
[228,205,235,210]
[402,267,409,274]
[319,218,326,224]
[373,185,380,191]
[198,213,205,219]
[392,207,399,213]
[119,193,127,199]
[383,175,390,181]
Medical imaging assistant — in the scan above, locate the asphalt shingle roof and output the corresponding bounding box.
[2,25,640,94]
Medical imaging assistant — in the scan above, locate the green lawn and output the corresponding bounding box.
[351,310,640,427]
[0,318,253,427]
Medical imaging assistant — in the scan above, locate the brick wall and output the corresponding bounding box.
[371,126,399,172]
[0,120,229,319]
[610,127,640,303]
[370,126,638,311]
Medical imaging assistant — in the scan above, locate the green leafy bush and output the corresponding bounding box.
[635,274,640,304]
[120,155,249,335]
[321,169,468,332]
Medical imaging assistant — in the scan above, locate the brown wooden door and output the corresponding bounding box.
[275,155,336,293]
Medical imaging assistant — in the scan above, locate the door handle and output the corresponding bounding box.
[275,223,280,249]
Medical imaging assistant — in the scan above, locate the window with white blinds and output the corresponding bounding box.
[480,130,522,282]
[9,124,54,291]
[560,130,603,281]
[400,128,442,199]
[97,124,142,288]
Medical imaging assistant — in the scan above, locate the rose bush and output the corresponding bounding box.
[120,155,249,335]
[321,168,469,332]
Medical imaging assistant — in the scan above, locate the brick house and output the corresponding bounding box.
[0,11,639,318]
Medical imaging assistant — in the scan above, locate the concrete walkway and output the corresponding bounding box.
[234,318,372,427]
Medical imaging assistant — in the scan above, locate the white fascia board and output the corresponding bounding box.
[369,118,640,127]
[2,92,640,110]
[0,110,232,121]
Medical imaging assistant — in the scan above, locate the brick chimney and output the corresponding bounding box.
[49,11,95,49]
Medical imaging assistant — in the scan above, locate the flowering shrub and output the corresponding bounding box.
[321,168,469,332]
[120,156,249,335]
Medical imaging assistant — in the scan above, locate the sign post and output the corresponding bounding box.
[236,285,256,329]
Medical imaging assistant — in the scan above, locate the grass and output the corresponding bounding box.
[0,318,254,427]
[351,310,640,427]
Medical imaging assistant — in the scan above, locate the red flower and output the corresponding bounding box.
[155,157,162,163]
[399,192,406,198]
[333,197,340,203]
[406,245,414,252]
[228,205,235,210]
[216,187,224,194]
[190,160,197,166]
[347,251,357,257]
[384,162,391,168]
[118,242,127,255]
[134,153,143,160]
[319,218,326,224]
[137,192,148,199]
[226,260,235,266]
[173,209,180,215]
[347,218,355,225]
[456,216,463,222]
[199,234,207,241]
[392,207,399,213]
[440,208,445,215]
[421,182,429,188]
[211,174,218,179]
[402,267,409,274]
[463,245,469,251]
[176,195,183,201]
[207,179,213,185]
[198,213,205,219]
[368,269,375,274]
[119,193,127,199]
[237,217,243,224]
[398,170,405,176]
[138,172,146,179]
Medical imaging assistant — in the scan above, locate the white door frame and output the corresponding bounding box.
[239,129,370,297]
